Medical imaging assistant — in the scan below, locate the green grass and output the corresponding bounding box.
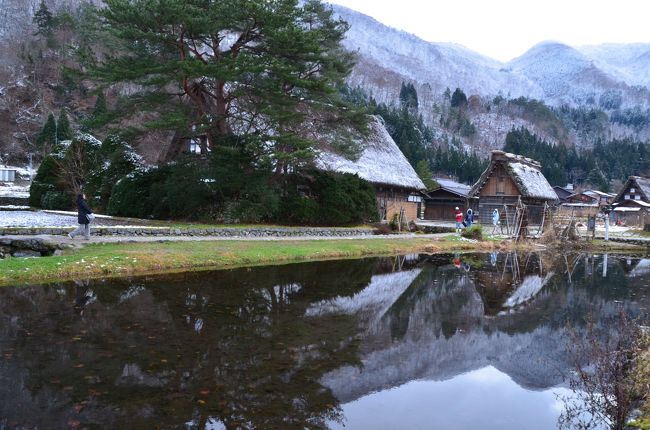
[2,234,640,287]
[0,238,445,287]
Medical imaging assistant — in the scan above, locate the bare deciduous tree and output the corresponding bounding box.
[558,309,650,430]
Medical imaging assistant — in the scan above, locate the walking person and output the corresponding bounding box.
[491,208,500,234]
[454,207,463,233]
[464,208,474,228]
[68,193,94,240]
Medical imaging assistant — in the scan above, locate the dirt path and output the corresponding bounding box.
[31,232,453,246]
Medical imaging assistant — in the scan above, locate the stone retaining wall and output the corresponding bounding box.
[0,237,66,258]
[606,237,650,247]
[0,226,376,238]
[0,196,29,206]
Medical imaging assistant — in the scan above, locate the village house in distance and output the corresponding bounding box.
[468,150,558,228]
[315,116,425,224]
[422,178,470,221]
[610,176,650,226]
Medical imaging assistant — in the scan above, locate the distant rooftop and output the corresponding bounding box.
[433,177,471,197]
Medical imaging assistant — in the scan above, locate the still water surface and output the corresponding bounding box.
[0,252,648,429]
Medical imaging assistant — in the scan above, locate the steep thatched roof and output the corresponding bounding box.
[314,116,425,190]
[469,151,557,201]
[613,176,650,204]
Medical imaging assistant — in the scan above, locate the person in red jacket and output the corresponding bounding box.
[454,207,463,233]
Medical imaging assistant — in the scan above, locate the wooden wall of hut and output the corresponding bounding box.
[479,164,519,197]
[376,188,419,223]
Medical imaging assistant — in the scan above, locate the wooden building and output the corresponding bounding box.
[553,186,573,203]
[315,116,425,223]
[468,150,558,226]
[610,176,650,226]
[560,190,615,217]
[423,178,470,220]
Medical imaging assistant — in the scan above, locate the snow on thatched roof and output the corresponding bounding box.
[613,176,650,203]
[502,272,554,309]
[469,150,557,200]
[314,116,425,190]
[304,269,422,319]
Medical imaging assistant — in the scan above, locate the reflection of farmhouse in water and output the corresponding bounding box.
[312,253,649,404]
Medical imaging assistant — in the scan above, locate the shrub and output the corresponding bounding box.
[29,155,60,207]
[388,213,400,231]
[40,191,73,210]
[461,224,483,240]
[279,170,378,226]
[86,135,144,211]
[107,161,216,220]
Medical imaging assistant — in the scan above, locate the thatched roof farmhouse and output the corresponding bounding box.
[469,150,557,225]
[315,116,425,222]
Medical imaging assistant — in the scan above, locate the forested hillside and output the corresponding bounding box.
[2,0,650,195]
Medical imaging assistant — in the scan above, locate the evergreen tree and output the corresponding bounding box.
[85,0,365,170]
[450,88,467,108]
[416,160,436,190]
[57,110,73,142]
[587,168,610,192]
[33,0,55,37]
[93,92,108,117]
[36,113,57,150]
[399,82,418,113]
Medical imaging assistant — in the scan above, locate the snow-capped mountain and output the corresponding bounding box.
[333,4,542,106]
[332,4,650,109]
[578,43,650,89]
[508,41,650,107]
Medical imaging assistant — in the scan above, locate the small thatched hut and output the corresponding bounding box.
[315,116,425,223]
[468,150,558,225]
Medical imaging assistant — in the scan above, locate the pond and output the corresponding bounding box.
[0,252,648,429]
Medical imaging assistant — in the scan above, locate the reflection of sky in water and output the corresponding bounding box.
[330,366,576,430]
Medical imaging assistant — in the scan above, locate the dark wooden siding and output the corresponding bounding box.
[423,189,467,220]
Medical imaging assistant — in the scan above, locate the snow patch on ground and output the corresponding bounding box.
[0,183,29,198]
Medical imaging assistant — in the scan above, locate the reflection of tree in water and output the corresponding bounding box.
[0,259,381,429]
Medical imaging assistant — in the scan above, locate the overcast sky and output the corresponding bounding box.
[327,0,650,62]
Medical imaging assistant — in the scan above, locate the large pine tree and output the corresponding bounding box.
[86,0,364,168]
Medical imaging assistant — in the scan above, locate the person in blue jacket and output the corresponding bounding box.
[464,208,474,228]
[491,208,500,234]
[68,193,94,240]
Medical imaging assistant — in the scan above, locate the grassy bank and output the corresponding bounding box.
[0,236,646,287]
[0,236,517,287]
